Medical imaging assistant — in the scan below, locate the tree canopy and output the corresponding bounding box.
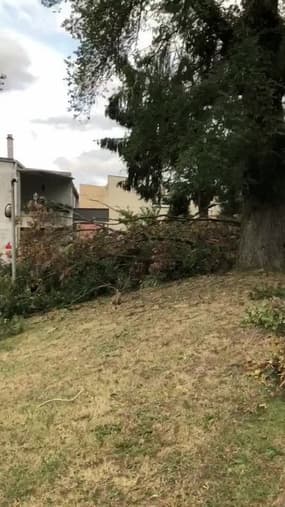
[43,0,285,269]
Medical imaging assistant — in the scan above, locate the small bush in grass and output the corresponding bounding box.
[249,285,285,301]
[261,353,285,390]
[247,288,285,393]
[245,298,285,335]
[248,351,285,392]
[0,315,24,340]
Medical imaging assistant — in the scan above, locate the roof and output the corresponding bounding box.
[18,166,79,198]
[0,157,26,169]
[108,174,126,180]
[0,158,71,178]
[19,167,72,179]
[0,157,79,198]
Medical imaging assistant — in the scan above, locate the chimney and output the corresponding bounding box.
[7,134,14,159]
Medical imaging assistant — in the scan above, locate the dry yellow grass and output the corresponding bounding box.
[1,273,285,506]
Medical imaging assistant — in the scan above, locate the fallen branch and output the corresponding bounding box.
[68,283,119,306]
[38,389,84,408]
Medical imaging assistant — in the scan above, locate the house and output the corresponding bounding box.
[0,135,78,258]
[76,174,220,232]
[77,175,158,231]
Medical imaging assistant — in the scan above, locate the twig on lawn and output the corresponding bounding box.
[38,389,84,408]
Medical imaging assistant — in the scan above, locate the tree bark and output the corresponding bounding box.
[198,205,209,218]
[238,204,285,270]
[195,190,213,219]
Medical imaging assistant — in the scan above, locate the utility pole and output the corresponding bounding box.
[11,178,17,282]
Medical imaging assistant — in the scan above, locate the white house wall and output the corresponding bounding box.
[0,159,17,255]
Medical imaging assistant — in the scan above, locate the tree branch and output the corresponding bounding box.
[189,0,233,48]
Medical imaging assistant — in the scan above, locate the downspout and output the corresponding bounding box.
[11,177,17,282]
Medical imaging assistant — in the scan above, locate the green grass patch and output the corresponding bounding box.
[93,423,122,446]
[1,454,66,506]
[205,397,285,507]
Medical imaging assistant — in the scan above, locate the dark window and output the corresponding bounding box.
[74,208,109,223]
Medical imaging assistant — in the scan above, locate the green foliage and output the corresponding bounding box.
[163,183,190,218]
[117,206,161,227]
[93,424,122,447]
[219,186,242,218]
[245,298,285,336]
[250,285,285,301]
[0,209,238,319]
[0,315,24,341]
[258,354,285,391]
[43,0,285,220]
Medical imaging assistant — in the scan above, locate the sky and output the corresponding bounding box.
[0,0,126,186]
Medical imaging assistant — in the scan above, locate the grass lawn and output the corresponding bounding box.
[1,273,285,506]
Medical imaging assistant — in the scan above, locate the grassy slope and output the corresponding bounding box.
[1,273,285,506]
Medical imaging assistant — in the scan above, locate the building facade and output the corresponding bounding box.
[0,135,78,259]
[79,175,159,229]
[78,175,220,230]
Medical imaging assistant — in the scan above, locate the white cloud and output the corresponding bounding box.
[31,113,121,132]
[0,1,126,188]
[0,0,71,38]
[0,34,36,91]
[55,149,126,186]
[0,29,68,164]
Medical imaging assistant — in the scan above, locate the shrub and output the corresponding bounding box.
[0,315,24,341]
[246,287,285,393]
[245,298,285,336]
[0,209,239,319]
[249,352,285,392]
[260,353,285,390]
[249,285,285,301]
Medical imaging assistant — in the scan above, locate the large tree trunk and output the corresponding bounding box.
[194,190,213,219]
[238,204,285,270]
[198,204,209,219]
